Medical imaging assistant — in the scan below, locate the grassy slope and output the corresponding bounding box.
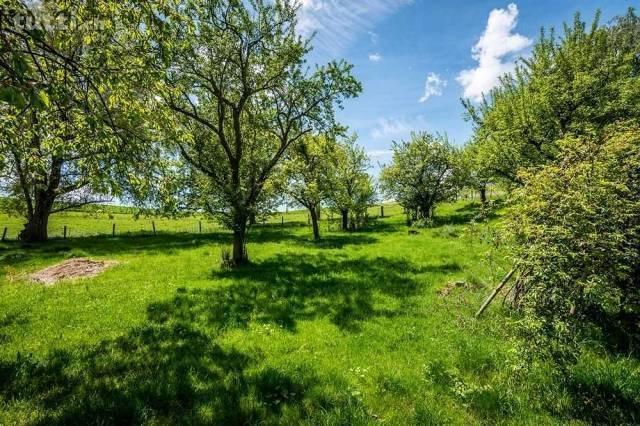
[0,202,637,425]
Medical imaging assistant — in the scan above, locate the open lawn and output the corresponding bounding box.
[0,202,638,425]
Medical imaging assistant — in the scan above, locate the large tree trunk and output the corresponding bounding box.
[231,213,249,266]
[18,153,64,243]
[309,205,320,240]
[340,209,349,231]
[19,212,50,242]
[19,192,54,243]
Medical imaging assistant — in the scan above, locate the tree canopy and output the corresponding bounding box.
[464,9,640,185]
[0,0,157,241]
[147,0,361,265]
[466,9,640,368]
[325,135,375,231]
[380,132,461,224]
[280,134,338,240]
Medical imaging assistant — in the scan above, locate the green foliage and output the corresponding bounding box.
[281,136,337,206]
[380,132,462,221]
[507,124,640,364]
[463,7,640,373]
[465,9,640,184]
[459,140,494,202]
[0,0,159,241]
[142,0,361,263]
[280,134,339,238]
[325,135,376,230]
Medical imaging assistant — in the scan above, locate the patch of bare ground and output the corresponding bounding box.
[439,280,484,297]
[30,258,117,285]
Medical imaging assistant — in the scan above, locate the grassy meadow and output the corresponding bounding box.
[0,201,638,424]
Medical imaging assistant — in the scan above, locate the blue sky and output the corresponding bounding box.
[298,0,634,167]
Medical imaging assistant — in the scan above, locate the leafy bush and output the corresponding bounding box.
[506,124,640,365]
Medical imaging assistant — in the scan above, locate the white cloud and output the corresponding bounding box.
[419,72,447,103]
[371,116,428,141]
[456,3,531,101]
[369,52,383,62]
[297,0,412,55]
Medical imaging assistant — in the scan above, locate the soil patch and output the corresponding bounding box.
[30,258,117,285]
[438,281,468,297]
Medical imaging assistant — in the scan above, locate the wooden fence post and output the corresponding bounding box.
[199,220,202,233]
[281,216,284,227]
[152,221,157,236]
[112,223,116,237]
[380,205,384,218]
[1,227,7,242]
[63,226,67,240]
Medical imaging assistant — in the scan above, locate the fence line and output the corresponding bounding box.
[0,205,401,242]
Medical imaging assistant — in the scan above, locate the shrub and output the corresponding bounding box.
[506,124,640,365]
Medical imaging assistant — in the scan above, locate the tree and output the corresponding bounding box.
[281,135,336,240]
[380,132,461,223]
[464,9,640,185]
[460,141,493,204]
[0,1,155,242]
[150,0,361,266]
[506,123,640,365]
[326,135,375,231]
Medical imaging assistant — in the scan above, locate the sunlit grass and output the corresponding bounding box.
[0,200,637,424]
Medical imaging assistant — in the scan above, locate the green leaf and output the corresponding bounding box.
[0,87,26,109]
[35,90,51,109]
[11,53,32,78]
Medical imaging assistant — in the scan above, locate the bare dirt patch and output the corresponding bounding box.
[438,280,484,297]
[30,258,117,285]
[438,280,468,297]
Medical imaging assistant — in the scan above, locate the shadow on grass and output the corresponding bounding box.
[0,318,369,424]
[564,373,640,425]
[0,252,427,424]
[0,264,387,424]
[0,311,29,345]
[431,202,498,227]
[147,253,425,333]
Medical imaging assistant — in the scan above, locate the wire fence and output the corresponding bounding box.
[1,196,494,243]
[0,215,223,241]
[0,205,392,242]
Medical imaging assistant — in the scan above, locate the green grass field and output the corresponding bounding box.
[1,202,638,425]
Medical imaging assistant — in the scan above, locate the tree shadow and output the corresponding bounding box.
[0,233,231,270]
[146,253,425,334]
[0,251,427,423]
[0,288,372,424]
[0,311,29,345]
[432,202,497,227]
[362,217,407,233]
[248,226,379,249]
[584,307,640,357]
[564,371,640,424]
